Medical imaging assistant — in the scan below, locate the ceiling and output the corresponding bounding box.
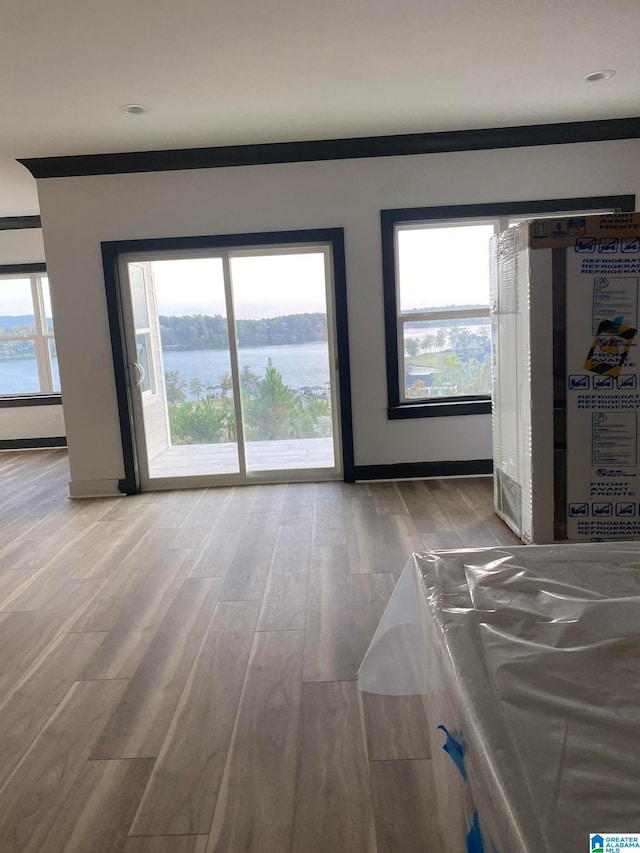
[2,0,639,217]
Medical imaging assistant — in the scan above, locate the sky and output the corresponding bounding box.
[397,223,494,311]
[0,278,33,315]
[150,252,329,319]
[0,275,51,317]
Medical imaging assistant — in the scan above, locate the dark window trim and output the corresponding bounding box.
[18,117,640,179]
[0,395,61,409]
[101,228,355,493]
[0,216,41,231]
[382,195,636,419]
[0,263,46,275]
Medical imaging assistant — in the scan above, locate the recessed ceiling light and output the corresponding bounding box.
[119,103,150,115]
[585,70,616,82]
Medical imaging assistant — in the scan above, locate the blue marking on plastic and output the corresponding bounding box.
[466,810,485,853]
[437,725,467,781]
[612,315,624,333]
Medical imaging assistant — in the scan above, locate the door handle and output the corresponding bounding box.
[132,362,145,386]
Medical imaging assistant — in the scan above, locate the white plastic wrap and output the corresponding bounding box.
[358,544,640,853]
[490,225,532,541]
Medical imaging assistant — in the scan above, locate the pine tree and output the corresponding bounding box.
[244,359,311,440]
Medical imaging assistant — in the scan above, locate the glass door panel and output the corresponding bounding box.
[230,250,336,473]
[126,258,241,482]
[48,339,60,391]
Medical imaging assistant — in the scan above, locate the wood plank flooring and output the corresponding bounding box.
[0,449,520,852]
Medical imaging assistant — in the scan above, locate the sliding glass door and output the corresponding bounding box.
[120,244,341,488]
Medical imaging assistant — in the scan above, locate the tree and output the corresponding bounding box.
[165,370,187,405]
[243,359,311,440]
[429,354,491,397]
[189,377,205,401]
[449,328,473,357]
[465,357,491,394]
[442,354,465,394]
[239,365,260,395]
[164,361,332,446]
[159,312,327,350]
[406,379,427,399]
[218,371,233,399]
[434,329,448,351]
[168,397,236,445]
[404,337,421,357]
[304,397,333,437]
[420,335,435,354]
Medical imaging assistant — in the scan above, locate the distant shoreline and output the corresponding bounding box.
[161,339,328,353]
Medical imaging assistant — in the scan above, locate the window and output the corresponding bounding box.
[382,195,635,418]
[0,270,59,396]
[396,221,496,404]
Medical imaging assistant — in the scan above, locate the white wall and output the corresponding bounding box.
[0,228,45,265]
[0,405,64,441]
[0,227,66,444]
[35,139,640,494]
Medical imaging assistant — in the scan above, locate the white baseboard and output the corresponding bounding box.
[69,479,123,498]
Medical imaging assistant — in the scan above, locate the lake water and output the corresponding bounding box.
[164,343,331,398]
[0,357,61,395]
[0,341,330,398]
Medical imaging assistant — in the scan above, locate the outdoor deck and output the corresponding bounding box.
[148,436,335,478]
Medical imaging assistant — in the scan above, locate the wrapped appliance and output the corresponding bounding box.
[491,212,640,542]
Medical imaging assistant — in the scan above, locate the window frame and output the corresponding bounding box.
[382,195,636,419]
[0,265,59,400]
[128,263,157,399]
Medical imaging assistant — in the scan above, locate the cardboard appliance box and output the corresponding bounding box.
[491,212,640,542]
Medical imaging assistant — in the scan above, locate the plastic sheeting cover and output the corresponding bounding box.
[358,544,640,853]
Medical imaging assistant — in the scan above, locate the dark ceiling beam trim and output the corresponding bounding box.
[0,216,41,230]
[18,116,640,179]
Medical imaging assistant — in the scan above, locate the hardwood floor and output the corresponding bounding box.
[0,449,520,852]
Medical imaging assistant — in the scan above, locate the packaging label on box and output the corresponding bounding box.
[528,212,640,248]
[584,319,636,377]
[591,276,638,333]
[565,241,640,540]
[591,413,637,466]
